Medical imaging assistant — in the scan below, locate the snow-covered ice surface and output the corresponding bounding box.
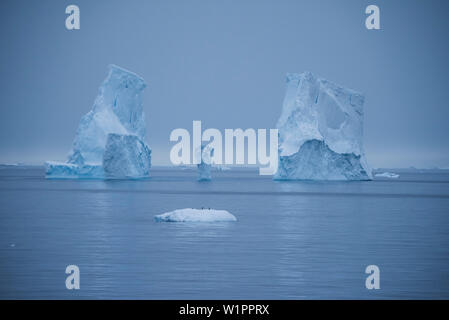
[154,208,237,222]
[45,65,151,179]
[375,172,400,179]
[275,72,372,181]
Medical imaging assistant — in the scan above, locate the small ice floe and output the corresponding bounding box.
[375,172,400,179]
[154,208,237,222]
[212,165,231,171]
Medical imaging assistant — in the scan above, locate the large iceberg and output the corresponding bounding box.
[275,72,372,180]
[45,65,151,179]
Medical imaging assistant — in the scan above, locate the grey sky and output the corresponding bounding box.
[1,0,448,168]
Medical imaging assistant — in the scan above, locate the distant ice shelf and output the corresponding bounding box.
[375,172,400,179]
[154,208,237,222]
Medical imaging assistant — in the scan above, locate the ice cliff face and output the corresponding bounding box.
[103,133,151,178]
[46,65,151,179]
[275,72,372,180]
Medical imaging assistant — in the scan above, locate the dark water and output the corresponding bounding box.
[0,166,448,299]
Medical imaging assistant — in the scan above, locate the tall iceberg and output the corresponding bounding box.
[46,65,151,179]
[275,72,372,180]
[197,144,213,181]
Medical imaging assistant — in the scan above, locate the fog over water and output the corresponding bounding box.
[1,0,449,168]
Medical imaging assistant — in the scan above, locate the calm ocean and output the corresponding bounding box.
[0,166,448,299]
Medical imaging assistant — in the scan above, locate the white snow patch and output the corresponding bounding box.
[155,208,237,222]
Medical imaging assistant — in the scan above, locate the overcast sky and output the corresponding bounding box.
[1,0,448,168]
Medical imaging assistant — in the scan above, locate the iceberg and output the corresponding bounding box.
[275,72,372,180]
[154,208,237,222]
[375,172,399,179]
[197,144,213,181]
[197,162,211,181]
[45,65,151,179]
[45,161,104,179]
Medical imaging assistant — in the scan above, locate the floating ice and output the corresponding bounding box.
[45,65,151,179]
[154,208,237,222]
[212,165,231,171]
[375,172,400,179]
[45,161,104,178]
[275,72,372,180]
[197,162,211,181]
[197,144,213,181]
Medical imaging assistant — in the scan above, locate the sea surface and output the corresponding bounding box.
[0,166,448,299]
